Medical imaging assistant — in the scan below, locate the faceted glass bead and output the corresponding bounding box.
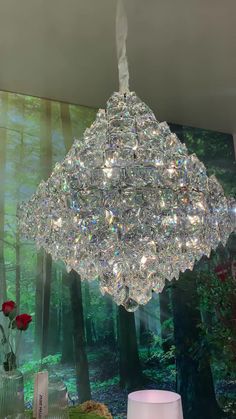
[18,92,236,311]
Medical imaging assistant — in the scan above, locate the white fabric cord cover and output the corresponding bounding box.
[116,0,130,93]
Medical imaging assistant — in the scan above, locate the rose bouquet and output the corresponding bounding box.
[0,300,32,371]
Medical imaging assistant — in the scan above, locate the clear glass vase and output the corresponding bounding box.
[47,376,69,419]
[0,367,25,418]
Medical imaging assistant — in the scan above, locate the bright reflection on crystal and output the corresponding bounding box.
[18,92,235,311]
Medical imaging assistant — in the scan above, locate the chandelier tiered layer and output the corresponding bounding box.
[18,91,235,311]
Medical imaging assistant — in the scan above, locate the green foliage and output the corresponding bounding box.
[25,407,107,419]
[183,126,236,197]
[69,409,107,419]
[22,354,62,402]
[144,333,175,365]
[1,90,236,417]
[197,257,236,380]
[139,337,176,385]
[183,127,234,162]
[21,354,61,375]
[90,376,119,391]
[144,364,176,383]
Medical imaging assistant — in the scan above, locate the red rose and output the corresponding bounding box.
[15,314,32,331]
[2,301,16,317]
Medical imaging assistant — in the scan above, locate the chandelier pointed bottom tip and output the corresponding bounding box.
[17,91,236,311]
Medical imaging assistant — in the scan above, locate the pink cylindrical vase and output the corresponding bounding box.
[127,390,183,419]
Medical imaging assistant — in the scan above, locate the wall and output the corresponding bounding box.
[0,90,235,419]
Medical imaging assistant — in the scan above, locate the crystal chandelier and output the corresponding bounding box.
[18,0,236,311]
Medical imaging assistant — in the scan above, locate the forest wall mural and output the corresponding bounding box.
[0,90,235,419]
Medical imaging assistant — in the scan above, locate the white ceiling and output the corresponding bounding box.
[0,0,236,134]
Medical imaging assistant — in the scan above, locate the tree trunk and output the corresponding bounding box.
[61,102,91,398]
[172,271,222,419]
[139,306,150,347]
[47,267,59,355]
[15,229,21,311]
[35,250,44,357]
[159,287,173,352]
[118,305,143,389]
[61,272,74,363]
[83,282,94,347]
[104,294,116,348]
[60,102,73,149]
[0,92,8,303]
[35,99,53,359]
[70,270,91,403]
[15,95,25,312]
[48,306,60,355]
[42,253,52,358]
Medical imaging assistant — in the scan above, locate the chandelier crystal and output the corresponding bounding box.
[18,90,236,311]
[18,0,236,311]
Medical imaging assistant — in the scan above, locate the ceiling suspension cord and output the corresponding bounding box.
[116,0,130,93]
